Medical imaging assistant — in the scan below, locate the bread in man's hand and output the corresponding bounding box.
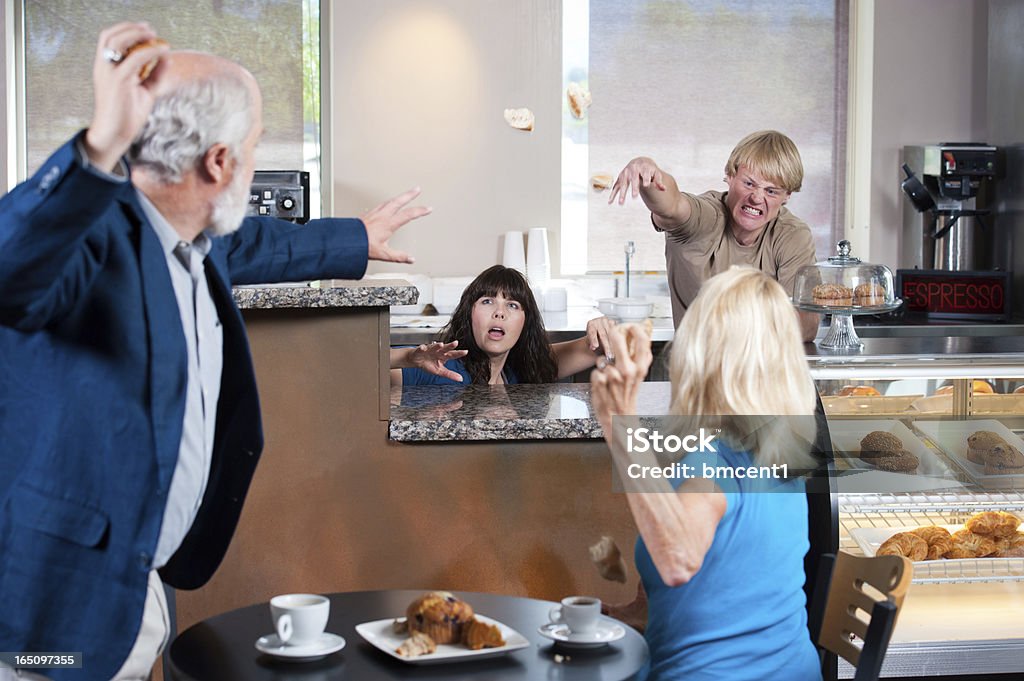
[125,38,169,81]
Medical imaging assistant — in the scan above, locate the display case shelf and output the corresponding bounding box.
[839,502,1024,584]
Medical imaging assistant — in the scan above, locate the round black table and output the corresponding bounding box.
[169,589,648,681]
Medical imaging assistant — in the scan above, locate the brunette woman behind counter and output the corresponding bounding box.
[591,266,820,681]
[390,265,616,385]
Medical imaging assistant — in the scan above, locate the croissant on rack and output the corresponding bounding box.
[875,512,1022,561]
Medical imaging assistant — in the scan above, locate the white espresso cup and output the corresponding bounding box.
[270,593,330,646]
[549,595,601,634]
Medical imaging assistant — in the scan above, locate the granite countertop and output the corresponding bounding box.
[234,279,417,310]
[389,382,672,442]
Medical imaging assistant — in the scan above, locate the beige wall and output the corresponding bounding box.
[328,0,563,278]
[868,0,989,268]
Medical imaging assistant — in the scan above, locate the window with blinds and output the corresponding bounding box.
[562,0,847,273]
[21,0,320,214]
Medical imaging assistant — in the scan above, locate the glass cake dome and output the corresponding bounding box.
[792,240,902,350]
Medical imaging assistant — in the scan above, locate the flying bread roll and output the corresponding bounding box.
[503,107,534,131]
[125,37,169,81]
[589,535,627,583]
[591,173,614,191]
[567,82,592,119]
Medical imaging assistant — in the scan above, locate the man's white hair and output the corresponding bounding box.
[128,73,252,183]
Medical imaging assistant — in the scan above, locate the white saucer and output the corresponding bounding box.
[255,632,346,661]
[537,621,626,649]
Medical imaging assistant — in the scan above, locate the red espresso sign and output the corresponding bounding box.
[896,270,1011,319]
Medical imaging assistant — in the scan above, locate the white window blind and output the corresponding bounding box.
[563,0,847,273]
[21,0,320,210]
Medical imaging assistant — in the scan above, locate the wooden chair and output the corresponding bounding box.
[809,551,913,681]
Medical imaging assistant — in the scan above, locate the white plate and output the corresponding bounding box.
[537,620,626,649]
[912,419,1024,489]
[254,632,346,661]
[355,614,529,665]
[826,419,952,477]
[822,395,922,416]
[849,525,961,559]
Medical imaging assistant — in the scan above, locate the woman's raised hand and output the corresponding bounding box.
[590,324,653,433]
[409,341,469,382]
[585,316,618,359]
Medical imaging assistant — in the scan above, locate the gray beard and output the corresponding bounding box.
[208,170,249,237]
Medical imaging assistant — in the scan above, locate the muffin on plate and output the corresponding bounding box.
[854,282,886,306]
[406,592,475,644]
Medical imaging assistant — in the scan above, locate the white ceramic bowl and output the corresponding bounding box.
[597,297,653,322]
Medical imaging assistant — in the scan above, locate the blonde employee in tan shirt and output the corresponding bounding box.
[609,130,821,341]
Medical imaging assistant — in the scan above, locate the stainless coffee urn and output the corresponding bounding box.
[901,144,996,270]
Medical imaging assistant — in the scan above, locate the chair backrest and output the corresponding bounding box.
[811,551,913,681]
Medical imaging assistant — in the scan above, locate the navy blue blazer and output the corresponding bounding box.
[0,135,370,680]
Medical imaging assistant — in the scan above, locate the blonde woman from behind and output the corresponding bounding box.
[591,266,821,681]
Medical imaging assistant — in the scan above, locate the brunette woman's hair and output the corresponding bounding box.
[438,265,557,384]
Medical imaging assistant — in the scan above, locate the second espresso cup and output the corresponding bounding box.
[549,595,601,634]
[270,593,329,646]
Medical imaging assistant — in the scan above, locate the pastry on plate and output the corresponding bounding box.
[406,591,475,644]
[966,431,1008,465]
[838,385,880,397]
[983,444,1024,476]
[965,510,1022,537]
[868,449,919,473]
[909,526,953,560]
[853,282,886,306]
[877,532,928,561]
[945,529,997,559]
[462,617,506,650]
[395,631,437,658]
[858,430,902,458]
[811,283,853,306]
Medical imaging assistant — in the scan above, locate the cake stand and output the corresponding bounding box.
[797,300,903,351]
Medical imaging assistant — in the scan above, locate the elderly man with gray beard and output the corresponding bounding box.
[0,22,429,681]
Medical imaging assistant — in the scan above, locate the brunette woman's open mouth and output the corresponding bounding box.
[487,326,506,340]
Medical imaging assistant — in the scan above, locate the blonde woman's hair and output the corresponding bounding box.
[724,130,804,193]
[669,266,817,467]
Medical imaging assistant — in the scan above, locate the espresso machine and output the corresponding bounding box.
[899,144,1010,320]
[901,144,996,270]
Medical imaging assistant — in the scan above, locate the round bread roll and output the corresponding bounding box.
[1014,385,1024,395]
[966,431,1008,464]
[811,283,853,306]
[983,444,1024,475]
[877,532,928,561]
[406,591,475,644]
[838,385,880,397]
[858,430,902,459]
[868,449,919,472]
[853,282,886,306]
[124,37,169,81]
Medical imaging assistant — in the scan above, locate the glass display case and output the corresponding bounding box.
[809,336,1024,679]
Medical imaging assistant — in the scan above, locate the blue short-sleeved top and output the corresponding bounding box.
[401,358,519,386]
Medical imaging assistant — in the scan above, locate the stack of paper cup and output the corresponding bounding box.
[502,231,526,273]
[526,227,550,286]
